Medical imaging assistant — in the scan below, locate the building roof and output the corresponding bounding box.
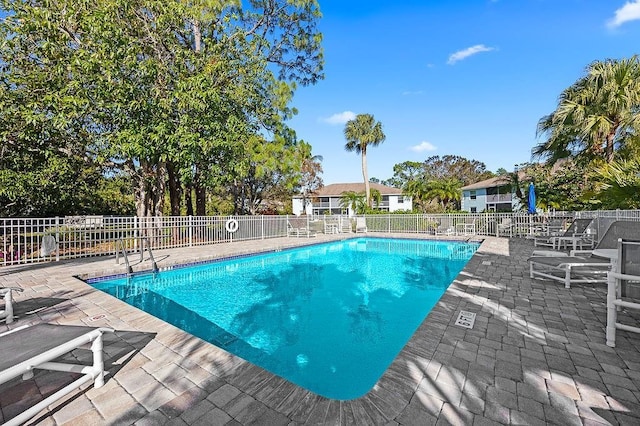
[460,171,526,191]
[296,182,403,198]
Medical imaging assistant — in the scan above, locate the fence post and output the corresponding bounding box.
[134,216,138,251]
[55,216,60,262]
[189,216,193,247]
[262,215,265,240]
[388,214,391,233]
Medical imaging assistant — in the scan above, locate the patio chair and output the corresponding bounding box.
[355,217,368,233]
[287,217,316,238]
[606,238,640,347]
[323,216,341,234]
[0,323,114,426]
[496,218,513,237]
[552,219,598,251]
[532,218,592,249]
[456,216,477,236]
[528,221,640,289]
[435,218,454,236]
[0,287,24,324]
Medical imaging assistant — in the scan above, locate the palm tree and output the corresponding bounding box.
[370,188,382,209]
[344,114,386,207]
[423,179,462,211]
[534,56,640,165]
[592,158,640,208]
[339,191,366,214]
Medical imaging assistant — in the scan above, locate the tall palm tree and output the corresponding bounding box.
[344,114,386,207]
[534,56,640,165]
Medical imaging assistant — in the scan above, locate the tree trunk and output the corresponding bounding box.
[193,166,206,216]
[606,132,616,163]
[184,183,194,216]
[167,161,181,216]
[193,20,201,53]
[149,161,166,216]
[362,148,370,208]
[195,183,206,216]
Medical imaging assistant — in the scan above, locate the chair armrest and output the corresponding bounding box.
[569,249,594,256]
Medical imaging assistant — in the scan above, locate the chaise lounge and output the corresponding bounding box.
[0,324,113,426]
[528,221,640,289]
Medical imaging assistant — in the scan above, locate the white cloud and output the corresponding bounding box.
[607,0,640,28]
[447,44,495,65]
[409,141,437,152]
[321,111,356,125]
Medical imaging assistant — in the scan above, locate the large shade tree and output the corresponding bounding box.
[343,114,386,207]
[0,0,324,217]
[534,56,640,165]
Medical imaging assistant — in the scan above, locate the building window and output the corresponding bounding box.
[320,197,329,203]
[397,196,404,203]
[470,207,477,213]
[470,190,477,200]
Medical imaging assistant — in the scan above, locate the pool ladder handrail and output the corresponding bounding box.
[115,237,159,274]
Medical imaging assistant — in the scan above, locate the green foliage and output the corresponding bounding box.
[0,0,324,217]
[591,158,640,208]
[520,162,597,211]
[392,156,490,213]
[534,56,640,165]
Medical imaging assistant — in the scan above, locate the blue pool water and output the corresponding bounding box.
[90,237,478,400]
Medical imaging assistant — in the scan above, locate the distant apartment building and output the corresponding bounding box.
[292,183,412,216]
[460,175,521,213]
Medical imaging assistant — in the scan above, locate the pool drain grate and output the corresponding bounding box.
[455,310,476,329]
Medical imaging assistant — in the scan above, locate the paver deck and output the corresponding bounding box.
[1,234,639,425]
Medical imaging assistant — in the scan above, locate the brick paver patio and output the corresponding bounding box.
[1,234,639,425]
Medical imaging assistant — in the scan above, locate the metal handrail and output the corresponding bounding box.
[115,237,158,274]
[140,237,158,273]
[115,239,133,274]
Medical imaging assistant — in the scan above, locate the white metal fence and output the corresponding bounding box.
[2,211,640,267]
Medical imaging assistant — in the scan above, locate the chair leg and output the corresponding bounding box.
[606,273,617,347]
[529,263,534,278]
[91,334,106,388]
[2,290,14,324]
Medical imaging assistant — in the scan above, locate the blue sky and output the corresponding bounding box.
[287,0,640,185]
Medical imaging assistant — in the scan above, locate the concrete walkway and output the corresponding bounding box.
[0,234,639,425]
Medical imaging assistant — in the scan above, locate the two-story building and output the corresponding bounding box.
[460,175,522,213]
[292,183,412,216]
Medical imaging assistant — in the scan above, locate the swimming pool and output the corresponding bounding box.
[90,237,478,400]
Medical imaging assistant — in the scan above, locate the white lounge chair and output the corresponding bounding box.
[355,217,368,233]
[435,218,454,236]
[287,217,316,238]
[496,218,513,237]
[529,221,640,289]
[456,216,477,236]
[0,287,24,324]
[323,216,341,234]
[532,218,592,249]
[606,238,640,347]
[0,323,114,426]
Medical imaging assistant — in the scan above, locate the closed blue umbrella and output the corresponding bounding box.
[528,182,537,214]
